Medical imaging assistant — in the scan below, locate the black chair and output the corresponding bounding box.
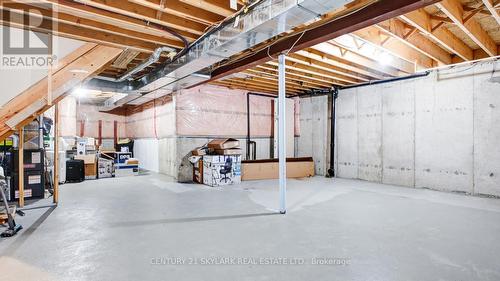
[219,158,233,183]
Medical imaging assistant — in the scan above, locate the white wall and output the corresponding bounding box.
[134,139,160,172]
[335,59,500,197]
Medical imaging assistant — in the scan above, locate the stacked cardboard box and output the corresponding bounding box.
[193,139,242,187]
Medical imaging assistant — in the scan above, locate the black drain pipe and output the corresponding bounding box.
[246,92,277,160]
[340,71,430,89]
[327,87,338,178]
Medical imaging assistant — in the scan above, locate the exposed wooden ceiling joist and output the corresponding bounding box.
[211,81,278,95]
[128,0,224,25]
[66,0,207,36]
[436,0,498,56]
[482,0,500,27]
[354,27,435,70]
[180,0,237,17]
[2,2,185,49]
[249,67,335,88]
[267,59,361,85]
[242,70,328,91]
[400,9,474,61]
[297,48,385,80]
[313,42,405,77]
[0,9,163,52]
[376,18,453,65]
[28,0,198,41]
[209,0,443,82]
[257,64,349,87]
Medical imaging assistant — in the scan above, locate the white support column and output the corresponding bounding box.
[278,53,287,214]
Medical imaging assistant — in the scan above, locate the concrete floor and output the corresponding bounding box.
[1,174,500,281]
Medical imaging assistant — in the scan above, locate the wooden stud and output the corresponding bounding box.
[0,44,122,141]
[53,102,59,204]
[18,128,24,208]
[114,121,118,148]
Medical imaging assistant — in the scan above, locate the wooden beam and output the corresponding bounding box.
[241,71,323,91]
[297,48,385,80]
[2,3,184,48]
[482,0,500,27]
[268,59,362,85]
[128,0,224,25]
[400,9,474,60]
[75,0,208,35]
[0,44,123,141]
[376,19,453,65]
[211,81,277,95]
[313,42,406,77]
[0,9,165,52]
[354,27,435,69]
[436,0,498,56]
[243,76,310,92]
[208,0,443,82]
[259,64,349,87]
[180,0,236,17]
[32,0,197,41]
[18,128,24,208]
[288,53,373,82]
[217,78,302,93]
[248,67,334,88]
[53,102,59,204]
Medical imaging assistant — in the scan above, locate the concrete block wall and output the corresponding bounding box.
[335,60,500,197]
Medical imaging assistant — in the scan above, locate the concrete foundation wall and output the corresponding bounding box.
[296,96,329,176]
[335,60,500,197]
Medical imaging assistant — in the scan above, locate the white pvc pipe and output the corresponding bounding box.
[278,53,287,214]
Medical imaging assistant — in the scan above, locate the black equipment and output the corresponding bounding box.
[5,149,45,201]
[66,160,85,183]
[9,170,45,201]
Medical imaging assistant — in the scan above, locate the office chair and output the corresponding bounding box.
[219,157,233,183]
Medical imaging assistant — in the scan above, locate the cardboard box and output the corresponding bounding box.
[203,155,241,187]
[75,154,96,164]
[191,147,211,156]
[241,157,315,181]
[115,165,139,177]
[84,163,97,180]
[207,138,240,150]
[98,158,115,179]
[214,148,242,155]
[193,159,203,184]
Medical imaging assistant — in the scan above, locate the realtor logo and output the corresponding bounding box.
[1,1,57,69]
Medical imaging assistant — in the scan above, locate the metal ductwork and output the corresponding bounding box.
[96,46,174,83]
[93,0,350,109]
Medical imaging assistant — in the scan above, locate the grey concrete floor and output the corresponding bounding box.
[1,173,500,281]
